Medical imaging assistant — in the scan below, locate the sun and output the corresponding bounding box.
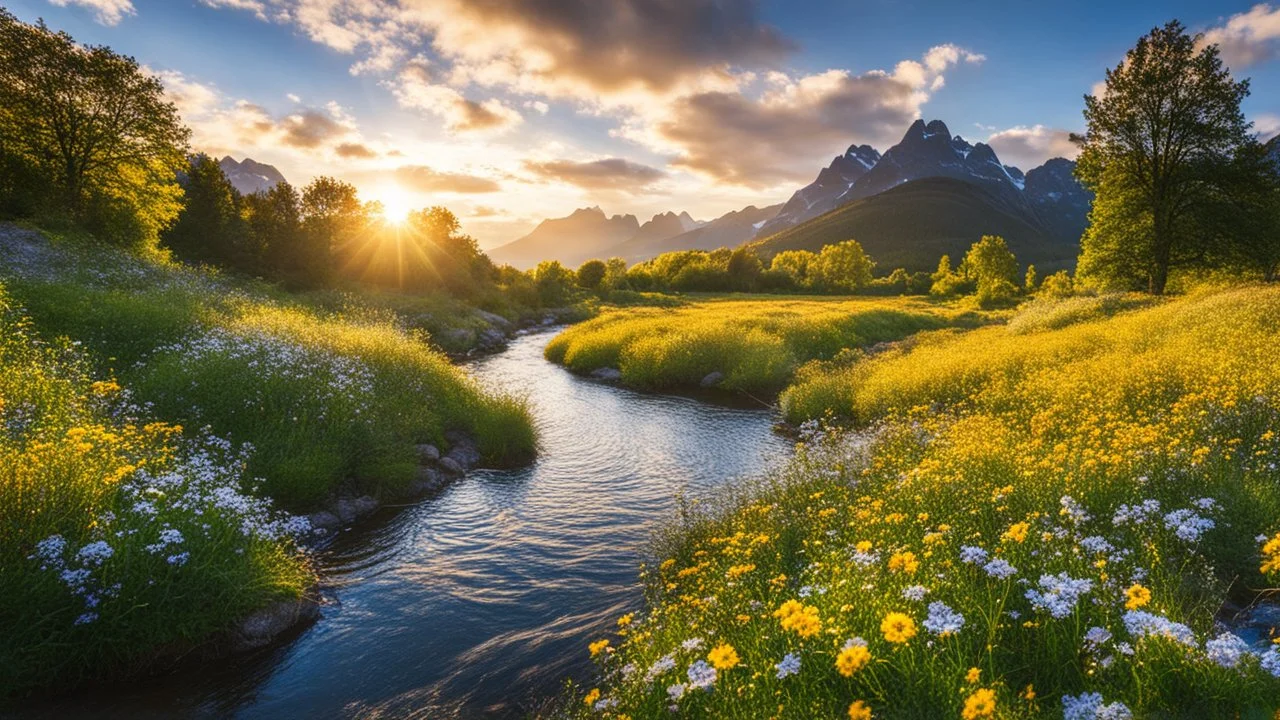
[377,186,416,224]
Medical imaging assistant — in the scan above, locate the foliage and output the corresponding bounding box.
[544,296,982,393]
[0,10,189,251]
[576,259,607,290]
[1040,270,1075,298]
[1075,20,1261,293]
[0,282,313,696]
[566,286,1280,718]
[1,229,535,507]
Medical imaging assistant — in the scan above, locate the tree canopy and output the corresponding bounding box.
[1075,20,1261,293]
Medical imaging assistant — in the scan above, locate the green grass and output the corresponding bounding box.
[0,282,314,697]
[559,286,1280,718]
[0,227,536,508]
[544,295,987,394]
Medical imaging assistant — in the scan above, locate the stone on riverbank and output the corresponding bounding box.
[700,371,725,388]
[416,443,441,463]
[591,367,623,381]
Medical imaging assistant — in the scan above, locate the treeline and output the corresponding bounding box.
[555,235,1061,307]
[164,155,497,296]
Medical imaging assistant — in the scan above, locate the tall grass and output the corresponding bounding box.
[561,287,1280,718]
[0,283,314,697]
[0,228,535,507]
[545,296,984,393]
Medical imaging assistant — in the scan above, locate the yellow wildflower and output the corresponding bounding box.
[836,644,871,676]
[880,612,916,644]
[962,688,996,719]
[588,639,610,657]
[583,688,600,706]
[1125,583,1151,610]
[708,643,740,670]
[847,700,872,720]
[1002,522,1029,543]
[965,667,981,684]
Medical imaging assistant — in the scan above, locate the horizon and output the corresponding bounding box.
[7,0,1280,248]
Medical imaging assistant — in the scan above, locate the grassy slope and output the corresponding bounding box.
[545,294,990,394]
[749,177,1079,273]
[561,287,1280,718]
[0,225,535,507]
[0,282,314,696]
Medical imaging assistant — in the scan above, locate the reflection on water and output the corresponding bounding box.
[29,330,789,719]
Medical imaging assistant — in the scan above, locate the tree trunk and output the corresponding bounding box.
[1149,208,1171,295]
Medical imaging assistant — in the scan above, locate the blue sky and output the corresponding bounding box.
[8,0,1279,246]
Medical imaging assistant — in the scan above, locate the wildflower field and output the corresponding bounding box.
[0,228,535,507]
[564,287,1280,718]
[0,282,314,695]
[544,296,988,394]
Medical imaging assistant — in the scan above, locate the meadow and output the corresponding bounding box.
[562,287,1280,718]
[0,226,535,507]
[544,296,990,394]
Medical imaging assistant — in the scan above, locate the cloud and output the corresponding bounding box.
[1202,3,1280,69]
[985,125,1080,169]
[625,45,984,187]
[391,166,502,193]
[335,142,378,159]
[388,61,523,133]
[47,0,134,25]
[277,109,347,148]
[1256,113,1280,141]
[522,157,667,190]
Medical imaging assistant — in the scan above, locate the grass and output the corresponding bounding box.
[0,227,535,507]
[544,295,988,394]
[559,286,1280,718]
[0,282,314,697]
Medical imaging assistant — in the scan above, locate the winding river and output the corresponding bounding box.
[38,329,790,719]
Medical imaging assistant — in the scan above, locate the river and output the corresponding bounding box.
[36,329,790,719]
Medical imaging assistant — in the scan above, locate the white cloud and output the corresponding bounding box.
[1256,112,1280,141]
[1202,3,1280,69]
[387,60,523,134]
[47,0,134,26]
[620,45,985,187]
[985,125,1080,170]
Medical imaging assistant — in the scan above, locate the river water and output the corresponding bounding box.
[38,329,789,719]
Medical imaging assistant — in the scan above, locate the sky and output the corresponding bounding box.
[8,0,1280,248]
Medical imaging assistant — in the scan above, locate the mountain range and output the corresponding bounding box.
[488,208,702,269]
[219,156,287,195]
[501,118,1094,272]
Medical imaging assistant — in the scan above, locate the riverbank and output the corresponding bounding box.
[0,223,537,698]
[559,286,1280,718]
[544,294,994,396]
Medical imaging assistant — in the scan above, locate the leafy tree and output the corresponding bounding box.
[1040,270,1075,298]
[815,240,874,292]
[1075,20,1256,293]
[298,176,365,287]
[533,260,575,306]
[726,248,763,290]
[603,258,630,291]
[163,154,247,266]
[770,250,817,288]
[963,235,1019,286]
[576,259,607,290]
[0,9,189,249]
[243,181,303,280]
[1024,264,1038,291]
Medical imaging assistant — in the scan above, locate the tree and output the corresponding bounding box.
[163,154,246,266]
[963,235,1019,286]
[815,240,874,292]
[576,259,607,290]
[243,181,303,280]
[771,250,817,288]
[298,176,365,287]
[726,248,763,290]
[0,10,189,248]
[533,260,575,306]
[1075,20,1255,293]
[1024,264,1038,291]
